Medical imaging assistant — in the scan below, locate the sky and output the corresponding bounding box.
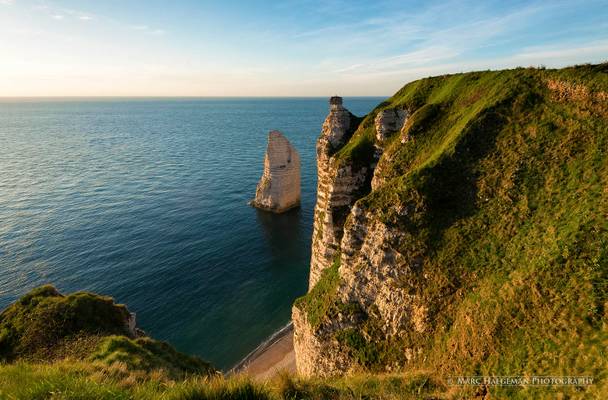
[1,0,607,96]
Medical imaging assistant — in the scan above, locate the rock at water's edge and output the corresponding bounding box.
[250,130,301,213]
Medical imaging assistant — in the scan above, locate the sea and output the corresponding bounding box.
[0,97,383,370]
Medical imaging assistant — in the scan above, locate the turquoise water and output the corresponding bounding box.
[0,97,382,370]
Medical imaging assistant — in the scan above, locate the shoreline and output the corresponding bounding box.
[230,322,295,379]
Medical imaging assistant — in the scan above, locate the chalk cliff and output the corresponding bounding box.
[308,97,365,288]
[293,66,608,381]
[251,130,301,213]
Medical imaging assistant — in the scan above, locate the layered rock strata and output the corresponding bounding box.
[251,130,301,213]
[295,101,418,377]
[371,107,409,189]
[308,97,366,288]
[374,108,407,142]
[294,97,368,376]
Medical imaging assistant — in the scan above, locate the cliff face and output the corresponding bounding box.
[294,65,608,380]
[294,98,416,377]
[251,130,301,213]
[308,97,365,288]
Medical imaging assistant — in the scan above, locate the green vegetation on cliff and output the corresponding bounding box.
[293,253,341,328]
[296,63,608,398]
[1,287,445,399]
[0,285,132,362]
[0,285,214,380]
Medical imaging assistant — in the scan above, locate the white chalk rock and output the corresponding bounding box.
[251,130,301,213]
[374,108,408,142]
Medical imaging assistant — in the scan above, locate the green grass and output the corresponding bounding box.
[296,63,608,398]
[293,253,341,329]
[0,361,270,400]
[273,371,444,400]
[0,285,132,362]
[91,336,214,379]
[0,361,446,400]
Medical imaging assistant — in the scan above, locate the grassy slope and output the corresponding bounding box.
[0,286,215,381]
[0,286,443,399]
[296,64,608,398]
[0,285,132,362]
[0,360,444,400]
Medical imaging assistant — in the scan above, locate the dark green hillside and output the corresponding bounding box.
[0,285,214,380]
[0,285,132,362]
[298,63,608,398]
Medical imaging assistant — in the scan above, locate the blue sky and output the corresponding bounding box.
[1,0,607,96]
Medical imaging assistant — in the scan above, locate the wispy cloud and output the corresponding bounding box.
[0,0,15,5]
[31,2,96,22]
[130,25,166,35]
[511,39,608,64]
[334,46,459,73]
[30,2,163,34]
[321,1,565,78]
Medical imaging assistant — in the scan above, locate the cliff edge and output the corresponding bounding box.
[308,96,364,288]
[293,64,608,400]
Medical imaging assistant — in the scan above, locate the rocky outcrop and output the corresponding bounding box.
[322,96,355,148]
[374,108,408,142]
[251,130,301,213]
[294,196,429,377]
[370,108,409,190]
[292,306,355,377]
[339,204,428,338]
[294,102,422,377]
[308,97,366,288]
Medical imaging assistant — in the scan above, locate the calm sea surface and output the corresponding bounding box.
[0,97,383,370]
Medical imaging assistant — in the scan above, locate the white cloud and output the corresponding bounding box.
[32,4,96,22]
[130,25,166,35]
[334,46,460,74]
[0,0,14,5]
[321,1,572,80]
[512,40,608,63]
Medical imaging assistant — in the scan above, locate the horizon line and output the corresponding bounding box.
[0,95,390,99]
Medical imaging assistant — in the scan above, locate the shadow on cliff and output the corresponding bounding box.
[419,103,512,246]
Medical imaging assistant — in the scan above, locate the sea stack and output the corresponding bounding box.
[250,130,301,213]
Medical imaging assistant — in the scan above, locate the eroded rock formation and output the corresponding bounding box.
[294,102,418,377]
[308,97,366,288]
[371,107,409,189]
[374,108,407,142]
[251,130,301,213]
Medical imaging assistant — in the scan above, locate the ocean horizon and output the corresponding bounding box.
[0,96,383,370]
